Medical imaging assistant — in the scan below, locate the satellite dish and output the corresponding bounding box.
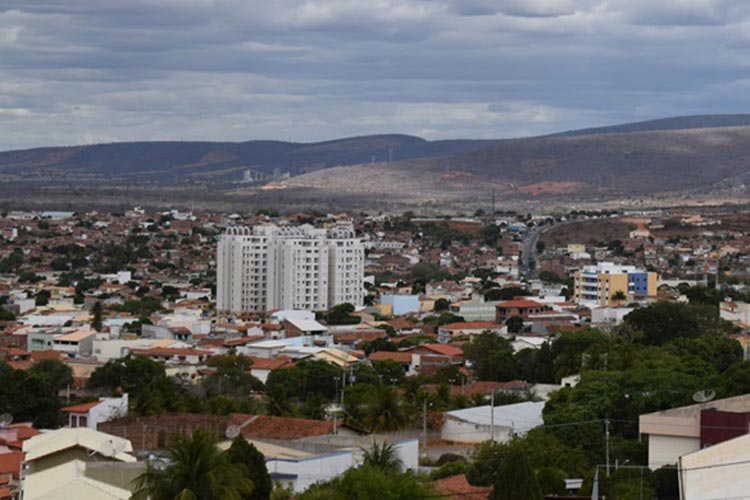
[693,390,716,403]
[0,414,12,429]
[225,424,240,439]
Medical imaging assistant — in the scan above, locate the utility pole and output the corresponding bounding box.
[422,399,428,456]
[490,391,495,442]
[605,419,611,476]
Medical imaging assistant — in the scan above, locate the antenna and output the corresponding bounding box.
[693,390,716,403]
[225,424,240,439]
[0,413,12,429]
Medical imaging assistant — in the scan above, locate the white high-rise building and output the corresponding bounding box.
[217,222,364,313]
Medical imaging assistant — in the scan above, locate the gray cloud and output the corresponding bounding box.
[1,0,749,150]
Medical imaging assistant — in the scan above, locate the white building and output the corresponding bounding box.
[217,222,364,313]
[679,433,750,500]
[61,394,129,430]
[441,401,545,443]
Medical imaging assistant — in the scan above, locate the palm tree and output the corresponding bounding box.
[362,386,408,432]
[135,428,253,500]
[360,440,403,473]
[612,290,627,305]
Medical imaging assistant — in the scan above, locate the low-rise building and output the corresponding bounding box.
[441,401,545,443]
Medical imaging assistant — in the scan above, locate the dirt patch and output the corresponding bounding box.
[541,218,634,247]
[517,181,583,195]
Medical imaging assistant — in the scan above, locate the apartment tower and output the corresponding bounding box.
[216,222,364,313]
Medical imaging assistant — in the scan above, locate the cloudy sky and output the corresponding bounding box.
[2,0,750,150]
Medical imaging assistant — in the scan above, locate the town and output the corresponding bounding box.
[1,206,750,499]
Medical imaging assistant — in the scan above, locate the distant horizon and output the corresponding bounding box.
[3,112,750,153]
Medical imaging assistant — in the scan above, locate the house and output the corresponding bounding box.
[441,401,545,443]
[21,427,140,500]
[282,318,327,337]
[495,299,549,323]
[61,394,128,430]
[246,356,294,383]
[130,347,212,365]
[679,432,750,500]
[639,393,750,469]
[437,321,505,343]
[511,335,548,352]
[52,329,96,357]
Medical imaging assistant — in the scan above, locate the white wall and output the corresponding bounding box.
[680,435,750,500]
[441,419,513,444]
[267,439,419,493]
[648,434,698,469]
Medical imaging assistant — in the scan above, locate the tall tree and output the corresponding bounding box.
[136,428,253,500]
[490,446,542,500]
[225,437,272,500]
[91,301,103,331]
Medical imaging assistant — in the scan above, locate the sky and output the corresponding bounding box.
[2,0,750,150]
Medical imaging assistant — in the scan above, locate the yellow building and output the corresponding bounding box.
[573,262,657,307]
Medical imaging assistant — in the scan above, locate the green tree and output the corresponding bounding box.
[225,436,272,500]
[433,298,450,312]
[462,333,517,381]
[0,362,61,428]
[484,286,529,302]
[489,446,542,500]
[621,302,722,346]
[360,441,403,474]
[296,466,434,500]
[505,315,524,334]
[202,355,263,398]
[361,386,408,432]
[28,359,74,393]
[136,428,253,500]
[91,301,103,331]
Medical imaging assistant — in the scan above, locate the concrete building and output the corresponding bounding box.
[441,401,545,443]
[21,427,140,500]
[217,222,364,313]
[573,262,657,307]
[61,394,129,430]
[679,433,750,500]
[639,394,750,469]
[380,294,419,316]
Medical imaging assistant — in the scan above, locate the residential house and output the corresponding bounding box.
[61,394,129,430]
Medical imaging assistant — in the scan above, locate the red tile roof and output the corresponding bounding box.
[29,350,63,361]
[222,335,265,347]
[496,299,545,308]
[61,401,102,413]
[368,351,413,364]
[248,356,293,371]
[441,321,501,331]
[0,451,24,479]
[433,474,490,500]
[229,414,335,440]
[131,347,212,357]
[421,344,463,357]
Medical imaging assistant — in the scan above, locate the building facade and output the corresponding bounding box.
[572,262,657,307]
[217,223,364,313]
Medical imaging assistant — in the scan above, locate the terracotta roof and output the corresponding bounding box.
[61,401,101,413]
[368,351,413,364]
[229,414,335,440]
[421,344,463,357]
[0,451,23,479]
[8,424,39,441]
[131,347,211,357]
[29,350,63,361]
[223,335,265,347]
[248,356,293,371]
[433,474,490,500]
[496,299,545,308]
[441,321,501,331]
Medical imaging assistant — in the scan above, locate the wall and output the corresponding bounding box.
[441,418,512,444]
[647,434,698,469]
[381,295,419,316]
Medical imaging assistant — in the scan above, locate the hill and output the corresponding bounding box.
[2,114,750,211]
[553,114,750,137]
[283,125,750,201]
[0,135,491,181]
